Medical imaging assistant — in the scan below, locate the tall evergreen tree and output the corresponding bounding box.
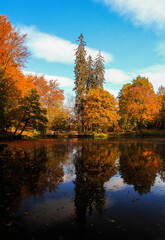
[94,50,105,89]
[73,34,88,120]
[86,55,94,91]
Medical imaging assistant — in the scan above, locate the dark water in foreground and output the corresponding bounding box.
[1,138,165,240]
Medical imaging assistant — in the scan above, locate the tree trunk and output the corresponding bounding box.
[18,119,29,136]
[13,113,26,136]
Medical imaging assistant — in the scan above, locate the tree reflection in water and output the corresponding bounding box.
[74,141,120,233]
[0,139,165,240]
[0,144,66,236]
[119,143,163,195]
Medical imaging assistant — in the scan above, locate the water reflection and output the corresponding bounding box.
[0,144,69,238]
[74,142,120,232]
[0,139,165,239]
[119,143,163,195]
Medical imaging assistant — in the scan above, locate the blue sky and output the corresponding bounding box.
[1,0,165,97]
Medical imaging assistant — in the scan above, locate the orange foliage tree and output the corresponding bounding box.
[26,74,64,129]
[82,88,120,132]
[0,15,29,72]
[118,75,160,130]
[0,15,32,96]
[0,15,36,132]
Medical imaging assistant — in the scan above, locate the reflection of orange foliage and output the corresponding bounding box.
[120,144,163,195]
[83,143,120,184]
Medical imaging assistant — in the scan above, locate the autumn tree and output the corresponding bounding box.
[0,15,33,96]
[73,34,88,120]
[93,50,105,89]
[0,15,29,71]
[26,74,64,129]
[0,15,29,86]
[82,88,120,132]
[0,15,36,134]
[118,75,160,130]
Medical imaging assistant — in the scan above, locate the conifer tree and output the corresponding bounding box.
[94,50,105,89]
[73,34,88,120]
[86,55,94,91]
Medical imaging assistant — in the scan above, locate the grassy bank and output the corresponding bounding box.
[94,129,165,139]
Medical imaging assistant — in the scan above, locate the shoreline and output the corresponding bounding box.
[0,129,165,142]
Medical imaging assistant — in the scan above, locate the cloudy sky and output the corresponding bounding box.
[1,0,165,97]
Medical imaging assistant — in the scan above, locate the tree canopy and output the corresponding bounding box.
[118,76,160,129]
[83,88,120,132]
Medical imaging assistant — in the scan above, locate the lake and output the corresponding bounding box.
[1,138,165,240]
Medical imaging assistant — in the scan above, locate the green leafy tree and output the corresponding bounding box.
[73,34,88,120]
[13,88,48,136]
[93,50,105,89]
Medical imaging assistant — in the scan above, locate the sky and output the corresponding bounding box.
[1,0,165,98]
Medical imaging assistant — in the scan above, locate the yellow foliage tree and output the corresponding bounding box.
[82,88,120,132]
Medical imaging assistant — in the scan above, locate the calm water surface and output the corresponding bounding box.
[1,138,165,240]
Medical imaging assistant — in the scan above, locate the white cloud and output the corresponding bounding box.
[95,0,165,29]
[140,64,165,90]
[104,68,134,97]
[23,70,74,88]
[105,88,119,97]
[105,68,133,84]
[20,25,113,64]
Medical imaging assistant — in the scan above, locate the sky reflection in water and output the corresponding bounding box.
[1,138,165,240]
